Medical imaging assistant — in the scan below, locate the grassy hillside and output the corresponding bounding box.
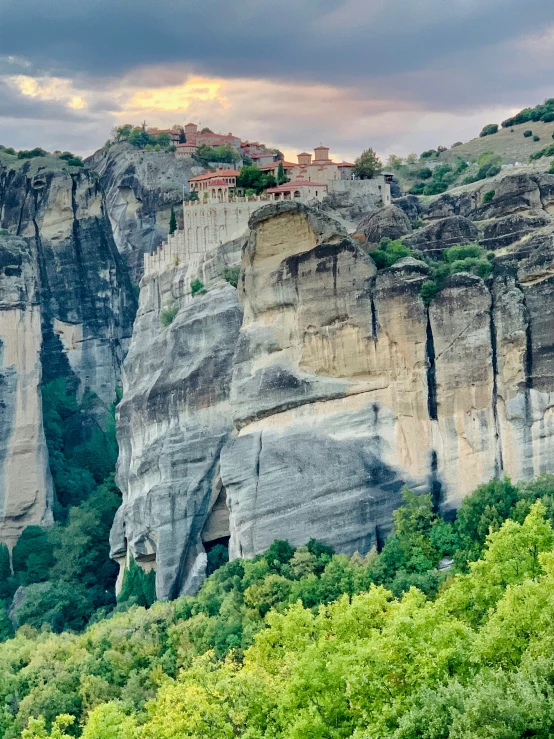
[440,119,554,166]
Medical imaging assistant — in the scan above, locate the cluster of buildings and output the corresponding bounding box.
[142,125,393,278]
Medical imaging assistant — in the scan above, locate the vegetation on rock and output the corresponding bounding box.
[502,97,554,127]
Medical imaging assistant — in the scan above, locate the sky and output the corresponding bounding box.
[1,0,554,162]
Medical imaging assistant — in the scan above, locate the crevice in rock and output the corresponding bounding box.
[70,174,97,324]
[488,286,504,475]
[16,177,32,237]
[429,450,442,511]
[250,430,263,553]
[425,309,438,421]
[370,278,378,340]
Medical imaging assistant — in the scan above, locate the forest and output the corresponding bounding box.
[2,474,554,738]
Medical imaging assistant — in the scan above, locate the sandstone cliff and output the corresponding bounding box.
[0,153,136,544]
[113,182,554,599]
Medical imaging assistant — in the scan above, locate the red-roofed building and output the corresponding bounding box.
[189,168,240,199]
[290,146,355,183]
[266,180,328,201]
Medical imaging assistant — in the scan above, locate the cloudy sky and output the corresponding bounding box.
[1,0,554,161]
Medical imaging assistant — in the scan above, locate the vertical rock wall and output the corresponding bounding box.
[114,197,554,598]
[0,158,136,545]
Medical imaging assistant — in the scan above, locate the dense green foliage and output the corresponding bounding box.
[368,238,412,269]
[419,244,492,304]
[117,559,156,609]
[236,165,276,193]
[502,97,554,127]
[479,123,498,137]
[410,158,467,196]
[5,476,554,738]
[367,238,492,306]
[111,125,173,150]
[0,380,121,634]
[529,142,554,161]
[463,151,503,184]
[194,145,240,166]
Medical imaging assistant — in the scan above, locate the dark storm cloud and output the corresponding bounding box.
[0,0,552,98]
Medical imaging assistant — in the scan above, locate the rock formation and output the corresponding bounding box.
[111,238,243,598]
[358,204,412,243]
[0,154,136,544]
[113,188,554,599]
[404,215,479,255]
[87,143,203,280]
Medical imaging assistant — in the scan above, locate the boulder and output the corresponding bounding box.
[404,216,479,255]
[393,195,424,222]
[358,205,412,243]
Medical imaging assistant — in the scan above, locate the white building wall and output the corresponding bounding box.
[327,177,391,206]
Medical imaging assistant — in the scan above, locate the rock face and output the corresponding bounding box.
[358,205,412,243]
[0,155,136,544]
[0,235,53,547]
[111,238,243,599]
[87,143,203,280]
[404,215,479,255]
[114,195,554,598]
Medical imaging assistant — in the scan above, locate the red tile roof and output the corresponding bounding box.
[189,169,239,182]
[267,180,327,192]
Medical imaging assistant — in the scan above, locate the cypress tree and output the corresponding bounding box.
[169,207,177,235]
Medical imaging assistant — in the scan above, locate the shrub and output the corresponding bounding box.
[17,147,48,159]
[480,123,499,137]
[451,141,463,148]
[529,143,554,161]
[1,147,16,156]
[418,167,433,180]
[190,278,205,296]
[550,159,554,174]
[524,130,533,138]
[369,238,411,269]
[420,149,437,159]
[0,228,9,236]
[222,267,240,288]
[533,135,541,142]
[420,280,439,305]
[482,190,495,203]
[160,303,178,327]
[423,180,448,195]
[409,183,425,195]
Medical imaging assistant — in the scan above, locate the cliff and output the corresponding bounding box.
[0,152,136,545]
[87,143,203,280]
[113,173,554,599]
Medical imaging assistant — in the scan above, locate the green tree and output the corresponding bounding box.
[117,558,156,608]
[169,207,177,235]
[353,148,382,179]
